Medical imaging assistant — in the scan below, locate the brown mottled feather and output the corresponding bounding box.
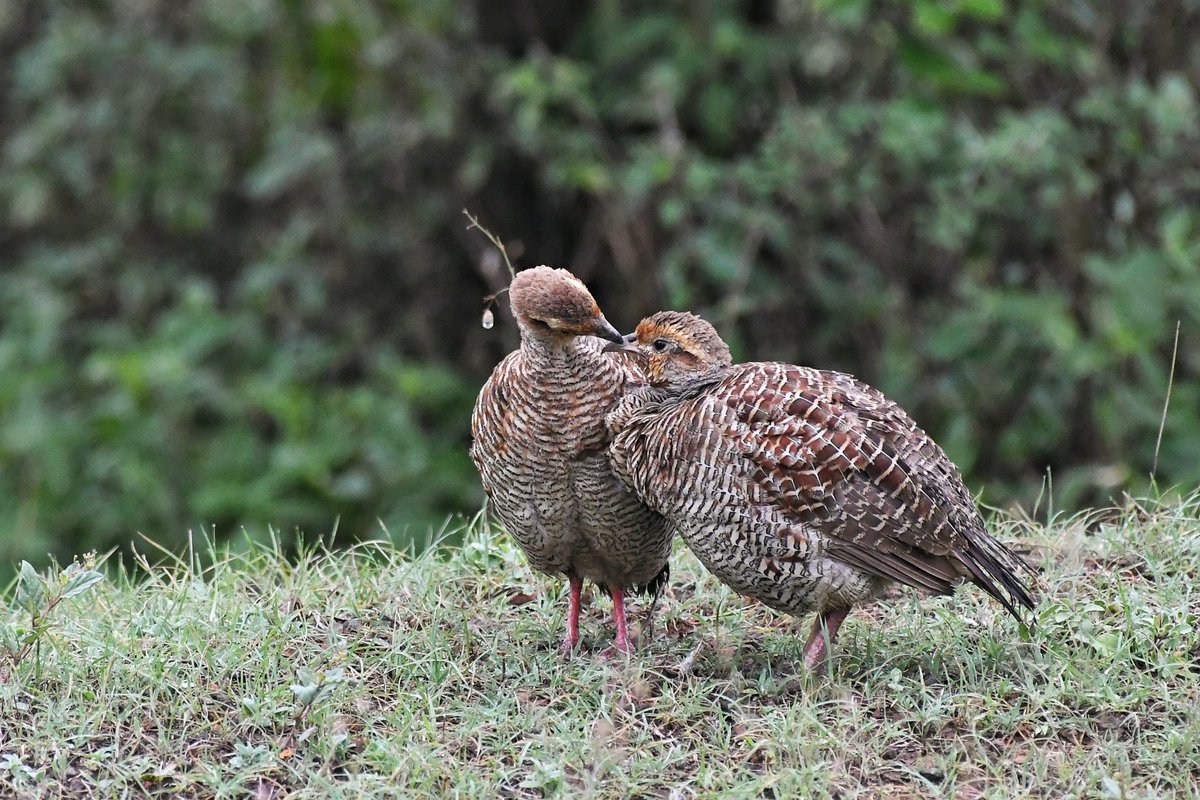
[608,311,1036,655]
[470,268,673,651]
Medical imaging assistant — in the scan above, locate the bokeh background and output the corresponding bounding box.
[2,0,1198,571]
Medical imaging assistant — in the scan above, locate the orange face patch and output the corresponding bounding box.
[634,311,732,369]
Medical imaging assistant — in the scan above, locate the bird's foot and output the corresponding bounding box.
[559,576,584,658]
[801,636,830,672]
[597,587,635,659]
[597,638,635,661]
[801,608,850,675]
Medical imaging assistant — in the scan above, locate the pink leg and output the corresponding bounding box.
[611,587,633,655]
[559,576,583,656]
[802,608,850,672]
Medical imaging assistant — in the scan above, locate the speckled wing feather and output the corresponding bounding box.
[609,358,1035,623]
[734,364,1034,620]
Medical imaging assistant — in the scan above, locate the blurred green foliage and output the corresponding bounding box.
[1,1,1198,568]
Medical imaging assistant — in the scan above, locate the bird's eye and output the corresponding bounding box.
[652,338,669,352]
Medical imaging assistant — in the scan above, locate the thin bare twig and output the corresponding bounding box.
[1151,320,1181,480]
[463,209,516,280]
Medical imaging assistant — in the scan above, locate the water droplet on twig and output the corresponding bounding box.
[481,308,495,329]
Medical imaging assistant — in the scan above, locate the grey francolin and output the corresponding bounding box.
[606,311,1036,671]
[470,267,672,655]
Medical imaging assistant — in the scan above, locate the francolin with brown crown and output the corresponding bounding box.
[470,267,673,655]
[606,311,1036,671]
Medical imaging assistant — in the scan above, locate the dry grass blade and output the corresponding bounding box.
[1151,320,1181,481]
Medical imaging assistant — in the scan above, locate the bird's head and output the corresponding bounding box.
[608,311,732,389]
[508,266,622,344]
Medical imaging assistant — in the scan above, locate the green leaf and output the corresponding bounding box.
[913,1,956,36]
[16,562,45,611]
[62,570,104,599]
[1,623,20,654]
[960,0,1005,22]
[291,671,321,706]
[898,38,1005,96]
[291,666,346,707]
[18,560,39,586]
[244,130,336,200]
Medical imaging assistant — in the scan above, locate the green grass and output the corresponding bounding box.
[2,498,1199,798]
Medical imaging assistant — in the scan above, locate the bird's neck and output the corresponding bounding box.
[518,324,596,372]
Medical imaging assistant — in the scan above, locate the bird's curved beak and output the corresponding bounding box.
[592,316,624,344]
[603,332,638,354]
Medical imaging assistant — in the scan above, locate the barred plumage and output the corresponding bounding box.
[470,267,673,655]
[607,311,1036,670]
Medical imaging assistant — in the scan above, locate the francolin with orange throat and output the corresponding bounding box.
[606,311,1035,672]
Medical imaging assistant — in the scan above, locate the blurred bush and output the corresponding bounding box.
[0,0,484,567]
[1,1,1198,567]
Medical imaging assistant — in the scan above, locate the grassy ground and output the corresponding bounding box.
[2,497,1199,799]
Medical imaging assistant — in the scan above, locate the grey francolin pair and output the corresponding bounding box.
[606,311,1036,671]
[470,267,673,655]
